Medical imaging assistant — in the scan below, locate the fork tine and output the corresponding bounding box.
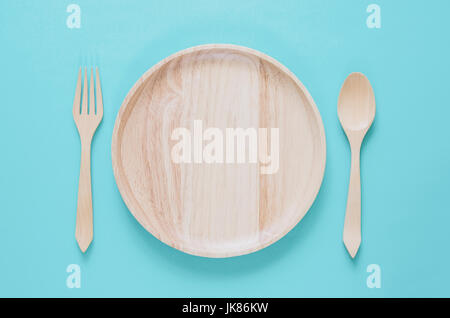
[89,68,95,115]
[95,67,103,117]
[81,68,88,114]
[72,68,82,116]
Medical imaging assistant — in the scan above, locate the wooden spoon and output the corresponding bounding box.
[338,72,375,258]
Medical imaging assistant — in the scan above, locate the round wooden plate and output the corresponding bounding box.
[112,44,326,257]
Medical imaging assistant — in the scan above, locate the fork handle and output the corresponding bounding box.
[343,141,361,258]
[75,139,93,252]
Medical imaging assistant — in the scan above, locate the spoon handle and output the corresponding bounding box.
[343,143,361,258]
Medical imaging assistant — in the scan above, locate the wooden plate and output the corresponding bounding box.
[112,44,326,257]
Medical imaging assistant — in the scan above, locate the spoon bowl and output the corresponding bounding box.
[338,72,375,134]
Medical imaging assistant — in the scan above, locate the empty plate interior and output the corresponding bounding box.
[112,44,326,257]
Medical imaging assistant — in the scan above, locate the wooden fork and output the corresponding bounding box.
[73,68,103,252]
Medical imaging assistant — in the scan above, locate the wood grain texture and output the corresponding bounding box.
[112,44,326,257]
[338,72,375,258]
[73,68,103,253]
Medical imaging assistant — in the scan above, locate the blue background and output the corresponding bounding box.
[1,0,449,297]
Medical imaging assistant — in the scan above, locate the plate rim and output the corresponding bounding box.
[111,43,327,258]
